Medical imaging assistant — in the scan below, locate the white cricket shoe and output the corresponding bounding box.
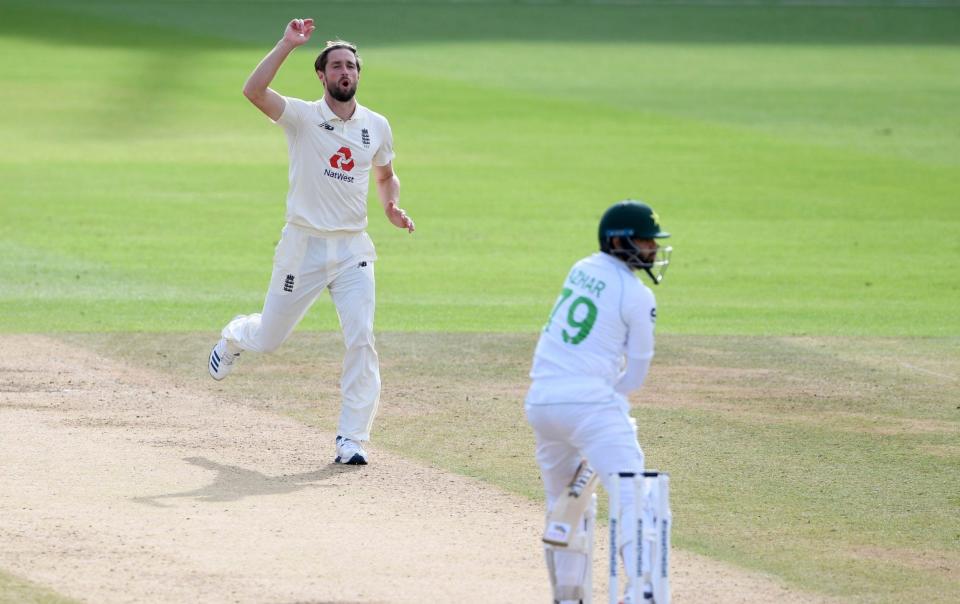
[335,436,368,465]
[208,337,241,381]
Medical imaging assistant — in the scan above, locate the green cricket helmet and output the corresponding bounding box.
[598,200,672,284]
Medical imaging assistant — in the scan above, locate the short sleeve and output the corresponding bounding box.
[274,96,309,130]
[373,118,395,167]
[624,284,656,361]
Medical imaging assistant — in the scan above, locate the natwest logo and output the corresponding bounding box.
[329,146,355,171]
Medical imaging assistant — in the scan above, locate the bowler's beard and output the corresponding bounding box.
[328,80,357,102]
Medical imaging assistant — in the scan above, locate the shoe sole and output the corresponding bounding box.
[335,454,368,465]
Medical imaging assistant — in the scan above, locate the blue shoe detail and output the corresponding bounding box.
[208,338,240,381]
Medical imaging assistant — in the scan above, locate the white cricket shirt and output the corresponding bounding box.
[526,252,657,405]
[275,96,395,233]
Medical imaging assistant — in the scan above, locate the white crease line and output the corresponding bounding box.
[901,362,958,381]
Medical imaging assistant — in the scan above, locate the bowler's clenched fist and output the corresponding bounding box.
[284,18,315,46]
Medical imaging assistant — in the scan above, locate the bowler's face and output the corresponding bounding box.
[320,48,359,102]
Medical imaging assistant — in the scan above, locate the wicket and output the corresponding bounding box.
[607,471,671,604]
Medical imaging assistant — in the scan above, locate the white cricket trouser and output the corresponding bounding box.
[526,400,644,598]
[222,224,381,441]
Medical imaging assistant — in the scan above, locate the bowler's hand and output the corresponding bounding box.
[283,18,315,46]
[386,202,415,233]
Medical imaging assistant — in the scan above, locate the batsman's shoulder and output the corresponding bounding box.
[626,274,656,306]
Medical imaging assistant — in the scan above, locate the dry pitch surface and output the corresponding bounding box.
[0,334,840,603]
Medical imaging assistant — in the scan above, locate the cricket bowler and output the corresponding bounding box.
[208,18,415,466]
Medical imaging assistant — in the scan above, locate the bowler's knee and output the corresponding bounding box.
[342,325,376,352]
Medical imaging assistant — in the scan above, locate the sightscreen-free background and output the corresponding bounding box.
[1,1,958,602]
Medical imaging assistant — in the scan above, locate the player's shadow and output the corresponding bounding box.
[133,457,359,507]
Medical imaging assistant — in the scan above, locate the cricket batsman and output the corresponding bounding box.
[525,200,671,603]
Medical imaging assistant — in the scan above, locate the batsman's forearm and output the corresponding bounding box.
[243,40,296,98]
[615,355,651,395]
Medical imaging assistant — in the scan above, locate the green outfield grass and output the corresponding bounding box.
[0,571,76,604]
[1,1,958,335]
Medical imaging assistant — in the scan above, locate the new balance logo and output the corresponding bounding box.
[317,121,334,131]
[283,274,295,293]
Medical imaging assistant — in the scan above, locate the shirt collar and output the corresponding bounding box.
[318,97,366,124]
